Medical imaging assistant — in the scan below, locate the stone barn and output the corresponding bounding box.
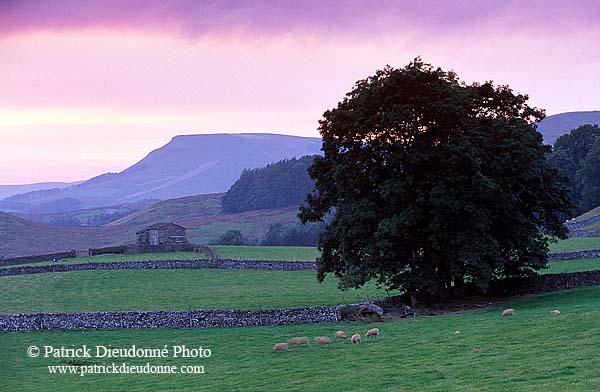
[132,222,192,253]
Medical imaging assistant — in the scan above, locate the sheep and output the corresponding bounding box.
[365,328,380,338]
[287,337,309,346]
[335,330,347,339]
[549,310,561,315]
[454,330,461,335]
[314,336,332,345]
[273,343,289,351]
[502,308,515,317]
[351,333,361,345]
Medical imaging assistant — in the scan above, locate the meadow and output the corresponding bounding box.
[211,245,319,261]
[542,258,600,274]
[548,237,600,252]
[1,286,599,391]
[0,252,206,269]
[0,269,392,314]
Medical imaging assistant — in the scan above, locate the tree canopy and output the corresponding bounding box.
[300,59,572,304]
[222,156,317,213]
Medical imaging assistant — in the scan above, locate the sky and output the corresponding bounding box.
[1,0,599,184]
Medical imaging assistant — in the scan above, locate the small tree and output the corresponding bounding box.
[212,230,247,246]
[300,59,572,304]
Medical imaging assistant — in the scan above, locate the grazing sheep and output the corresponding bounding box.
[314,336,332,345]
[502,308,515,317]
[454,331,461,335]
[365,328,380,338]
[273,343,289,351]
[351,333,361,345]
[288,337,309,346]
[336,330,347,339]
[549,310,561,315]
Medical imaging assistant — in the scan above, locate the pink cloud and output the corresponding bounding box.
[2,1,599,39]
[1,0,600,183]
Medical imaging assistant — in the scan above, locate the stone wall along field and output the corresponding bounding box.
[0,250,77,267]
[0,305,344,332]
[0,259,317,277]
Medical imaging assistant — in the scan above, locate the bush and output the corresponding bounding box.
[211,230,247,245]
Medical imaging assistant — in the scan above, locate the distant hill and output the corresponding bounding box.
[15,200,156,227]
[0,201,298,257]
[222,156,316,213]
[0,133,322,214]
[537,111,600,145]
[0,212,129,258]
[107,193,223,227]
[0,181,80,202]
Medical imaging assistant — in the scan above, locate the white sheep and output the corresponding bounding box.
[502,308,515,317]
[273,343,289,351]
[549,310,561,315]
[314,336,332,345]
[351,333,361,344]
[287,337,309,346]
[365,328,380,338]
[336,330,347,339]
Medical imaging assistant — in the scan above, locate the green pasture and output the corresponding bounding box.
[1,286,599,391]
[0,269,391,314]
[212,245,319,261]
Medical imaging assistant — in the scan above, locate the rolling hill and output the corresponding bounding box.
[0,212,129,258]
[14,200,156,227]
[0,133,322,214]
[537,111,600,145]
[107,193,224,227]
[0,194,301,257]
[0,181,79,202]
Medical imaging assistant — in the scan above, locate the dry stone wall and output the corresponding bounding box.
[0,259,317,277]
[0,306,344,332]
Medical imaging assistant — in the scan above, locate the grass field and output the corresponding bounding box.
[577,220,600,231]
[543,258,600,274]
[212,245,319,261]
[0,269,392,314]
[548,237,600,252]
[1,286,599,391]
[0,252,205,269]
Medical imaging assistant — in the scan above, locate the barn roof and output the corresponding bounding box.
[136,222,186,234]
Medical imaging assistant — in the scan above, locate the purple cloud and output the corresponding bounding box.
[3,0,598,38]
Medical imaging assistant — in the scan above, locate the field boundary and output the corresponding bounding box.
[0,259,317,277]
[0,305,346,332]
[548,249,600,260]
[492,270,600,295]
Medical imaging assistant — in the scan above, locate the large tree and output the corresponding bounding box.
[300,59,572,304]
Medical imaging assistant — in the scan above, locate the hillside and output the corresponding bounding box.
[108,192,299,244]
[0,181,79,202]
[0,133,322,214]
[0,212,128,258]
[537,111,600,145]
[15,200,155,227]
[0,195,300,257]
[108,193,223,227]
[222,155,316,213]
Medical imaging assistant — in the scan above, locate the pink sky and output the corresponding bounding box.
[1,0,599,184]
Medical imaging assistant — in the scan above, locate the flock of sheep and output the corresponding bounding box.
[273,327,380,351]
[273,307,561,351]
[501,308,561,317]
